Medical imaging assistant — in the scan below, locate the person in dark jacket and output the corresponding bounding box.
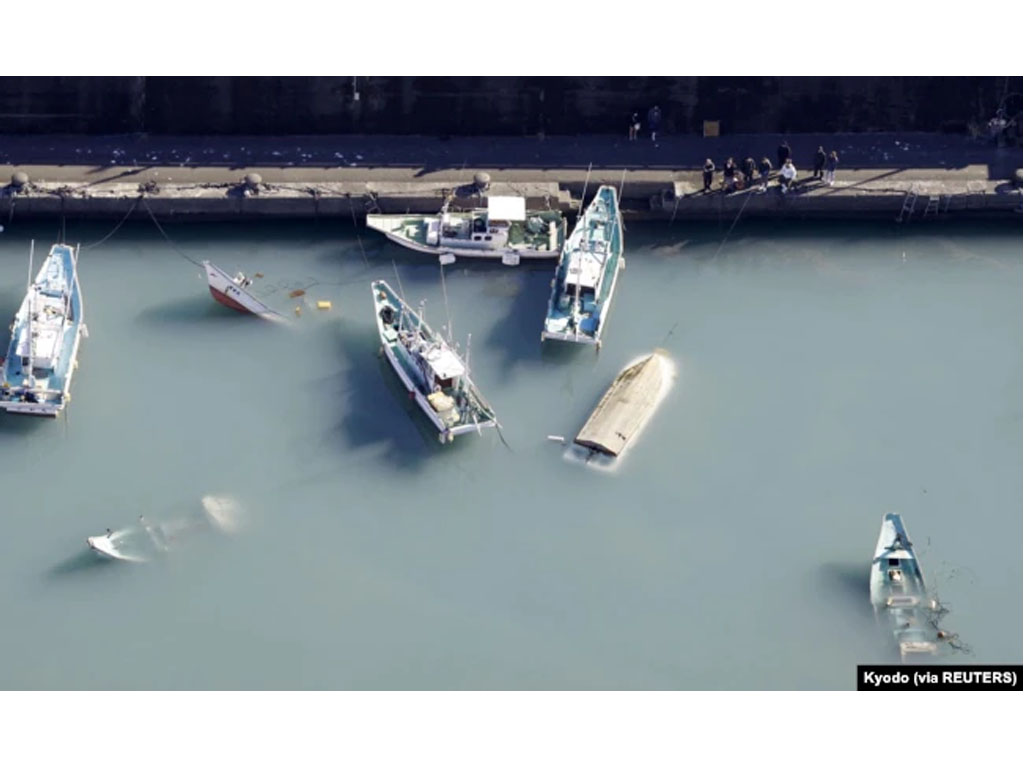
[812,146,826,179]
[628,111,640,141]
[647,105,662,142]
[722,157,737,193]
[742,157,756,187]
[702,158,715,193]
[777,140,791,168]
[824,150,839,186]
[758,157,772,192]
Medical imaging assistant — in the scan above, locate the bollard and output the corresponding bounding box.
[473,172,491,193]
[11,171,29,189]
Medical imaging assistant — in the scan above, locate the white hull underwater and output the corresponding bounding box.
[203,261,285,320]
[371,279,499,443]
[366,196,566,265]
[869,513,942,662]
[542,185,625,348]
[1,243,86,417]
[86,495,243,563]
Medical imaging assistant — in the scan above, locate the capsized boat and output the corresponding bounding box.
[869,513,943,662]
[86,495,242,563]
[203,260,285,320]
[0,242,85,417]
[372,279,498,443]
[541,185,625,348]
[366,196,565,264]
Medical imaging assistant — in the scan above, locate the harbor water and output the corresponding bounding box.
[0,217,1019,689]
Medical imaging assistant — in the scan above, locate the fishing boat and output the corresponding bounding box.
[0,242,85,417]
[86,495,242,563]
[869,513,942,662]
[541,185,625,348]
[371,279,498,443]
[203,260,284,320]
[366,196,565,264]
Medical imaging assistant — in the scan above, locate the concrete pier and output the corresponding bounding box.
[1,132,1020,222]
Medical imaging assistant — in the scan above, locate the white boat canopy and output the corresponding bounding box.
[487,196,526,222]
[423,343,465,381]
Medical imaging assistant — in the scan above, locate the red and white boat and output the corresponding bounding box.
[203,260,284,320]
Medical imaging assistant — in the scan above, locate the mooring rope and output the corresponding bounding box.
[81,195,142,250]
[710,188,755,261]
[348,195,370,267]
[140,196,203,268]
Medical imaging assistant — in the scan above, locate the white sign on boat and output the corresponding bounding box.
[487,196,526,222]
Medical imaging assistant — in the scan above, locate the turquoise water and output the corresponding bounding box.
[0,217,1019,689]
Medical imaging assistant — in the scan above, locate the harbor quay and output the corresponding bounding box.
[1,131,1021,223]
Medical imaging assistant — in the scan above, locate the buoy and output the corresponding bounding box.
[547,435,566,444]
[316,300,332,311]
[289,289,306,298]
[294,306,302,316]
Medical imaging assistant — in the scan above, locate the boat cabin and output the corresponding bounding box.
[420,342,465,391]
[436,196,525,251]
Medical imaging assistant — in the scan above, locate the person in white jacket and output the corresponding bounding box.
[780,159,797,193]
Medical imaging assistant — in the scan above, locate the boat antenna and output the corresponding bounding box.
[464,332,472,378]
[391,259,407,305]
[579,162,593,213]
[439,260,455,345]
[26,240,35,388]
[617,170,628,233]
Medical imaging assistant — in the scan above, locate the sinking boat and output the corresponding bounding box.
[372,279,498,443]
[86,495,242,563]
[203,260,284,320]
[574,350,670,458]
[541,185,625,348]
[0,242,85,417]
[366,196,565,264]
[869,513,943,662]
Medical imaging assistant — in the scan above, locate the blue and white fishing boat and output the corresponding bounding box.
[869,513,944,662]
[1,242,85,417]
[372,279,498,443]
[541,185,625,349]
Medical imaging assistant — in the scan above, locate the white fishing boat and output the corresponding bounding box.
[372,279,498,443]
[541,185,625,348]
[86,495,242,563]
[0,242,86,417]
[203,260,284,320]
[869,513,942,662]
[366,196,566,264]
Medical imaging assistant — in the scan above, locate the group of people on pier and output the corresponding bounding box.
[702,142,840,195]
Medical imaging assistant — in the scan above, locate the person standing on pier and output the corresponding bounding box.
[780,158,797,193]
[824,150,839,186]
[628,111,640,141]
[812,146,826,180]
[647,105,662,142]
[777,140,791,169]
[722,157,738,193]
[742,157,756,188]
[758,157,773,192]
[702,158,716,193]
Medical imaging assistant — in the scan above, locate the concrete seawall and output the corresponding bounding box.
[2,132,1021,224]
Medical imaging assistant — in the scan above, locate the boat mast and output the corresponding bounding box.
[26,240,35,387]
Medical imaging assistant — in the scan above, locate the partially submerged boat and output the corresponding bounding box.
[0,242,85,417]
[541,185,625,348]
[371,279,498,442]
[869,513,943,662]
[86,495,242,563]
[203,260,284,320]
[574,350,670,458]
[366,196,565,264]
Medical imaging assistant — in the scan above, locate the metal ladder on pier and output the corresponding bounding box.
[896,188,918,223]
[922,195,942,219]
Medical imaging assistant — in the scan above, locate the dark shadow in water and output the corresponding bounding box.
[134,294,262,327]
[0,411,49,441]
[819,562,874,621]
[47,549,115,579]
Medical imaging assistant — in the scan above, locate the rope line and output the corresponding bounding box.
[710,189,754,261]
[348,195,370,266]
[140,197,203,268]
[82,195,142,250]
